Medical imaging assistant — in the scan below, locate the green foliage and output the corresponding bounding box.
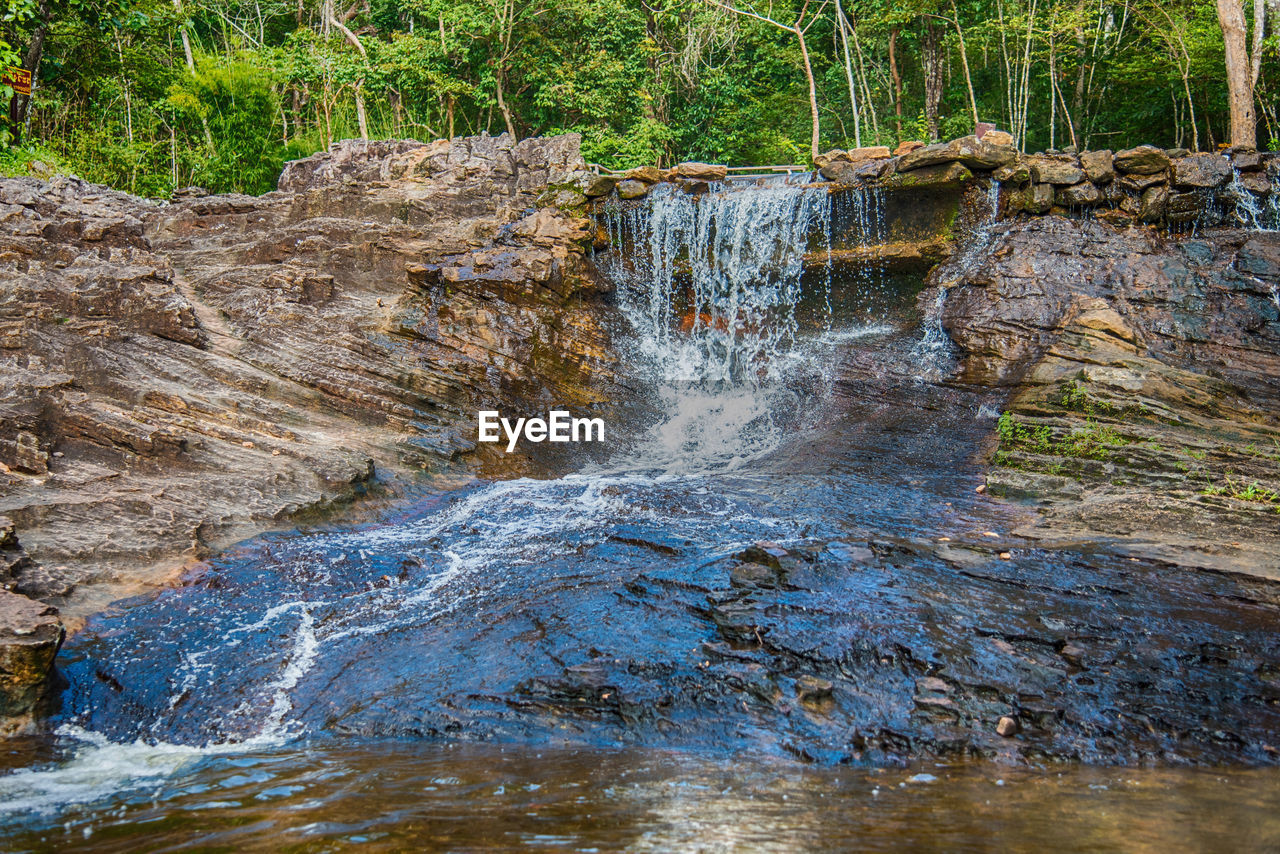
[1200,476,1280,510]
[165,57,286,194]
[4,0,1279,193]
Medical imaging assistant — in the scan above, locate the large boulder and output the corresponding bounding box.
[881,161,974,190]
[623,165,664,184]
[896,136,1015,172]
[1138,184,1169,222]
[674,162,728,181]
[615,179,649,199]
[1170,153,1232,189]
[1017,182,1055,214]
[822,158,895,184]
[1027,156,1084,185]
[1056,181,1103,207]
[1114,144,1171,175]
[994,160,1032,184]
[1232,151,1263,172]
[583,174,618,197]
[845,145,892,160]
[1116,172,1168,193]
[0,590,63,736]
[1080,149,1114,184]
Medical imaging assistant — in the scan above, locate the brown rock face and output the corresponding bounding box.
[928,216,1280,573]
[896,136,1016,172]
[1055,181,1103,207]
[616,179,649,199]
[880,161,974,190]
[1170,153,1232,189]
[1079,149,1114,184]
[0,133,621,617]
[844,146,892,160]
[623,165,664,184]
[1027,156,1084,185]
[0,589,63,735]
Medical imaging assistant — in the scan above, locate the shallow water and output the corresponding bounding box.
[3,740,1279,852]
[2,180,1278,847]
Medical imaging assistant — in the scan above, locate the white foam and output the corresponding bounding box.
[0,725,255,817]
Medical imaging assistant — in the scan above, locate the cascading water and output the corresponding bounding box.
[595,179,847,471]
[914,180,1001,371]
[602,180,830,387]
[1227,167,1279,231]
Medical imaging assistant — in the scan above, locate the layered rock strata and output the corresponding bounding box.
[923,216,1280,574]
[0,133,619,628]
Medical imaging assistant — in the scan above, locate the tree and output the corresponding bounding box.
[1216,0,1256,147]
[704,0,827,160]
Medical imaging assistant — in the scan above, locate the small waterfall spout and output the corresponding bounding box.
[914,180,1001,371]
[1226,167,1278,231]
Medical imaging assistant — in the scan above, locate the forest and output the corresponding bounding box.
[0,0,1275,197]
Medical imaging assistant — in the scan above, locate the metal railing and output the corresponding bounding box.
[586,163,810,177]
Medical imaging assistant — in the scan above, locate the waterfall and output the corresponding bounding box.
[593,180,844,470]
[829,185,889,322]
[1226,167,1278,231]
[600,181,832,388]
[914,180,1001,368]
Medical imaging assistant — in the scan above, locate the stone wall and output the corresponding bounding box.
[593,136,1278,231]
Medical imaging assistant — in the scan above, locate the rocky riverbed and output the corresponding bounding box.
[1,130,1279,760]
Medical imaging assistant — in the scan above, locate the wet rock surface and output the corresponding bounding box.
[0,133,620,620]
[45,329,1280,767]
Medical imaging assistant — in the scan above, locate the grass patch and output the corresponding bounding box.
[1200,476,1280,512]
[994,411,1129,470]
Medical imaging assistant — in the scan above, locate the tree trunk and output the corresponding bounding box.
[9,0,53,140]
[354,82,368,140]
[888,27,903,138]
[495,0,519,142]
[1072,9,1087,146]
[1249,0,1265,87]
[327,4,370,140]
[835,0,861,147]
[495,70,517,139]
[1216,0,1257,148]
[795,23,821,160]
[948,3,979,128]
[922,18,943,142]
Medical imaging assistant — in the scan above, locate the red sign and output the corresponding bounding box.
[2,67,30,96]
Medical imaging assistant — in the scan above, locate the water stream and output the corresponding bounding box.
[2,179,1278,849]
